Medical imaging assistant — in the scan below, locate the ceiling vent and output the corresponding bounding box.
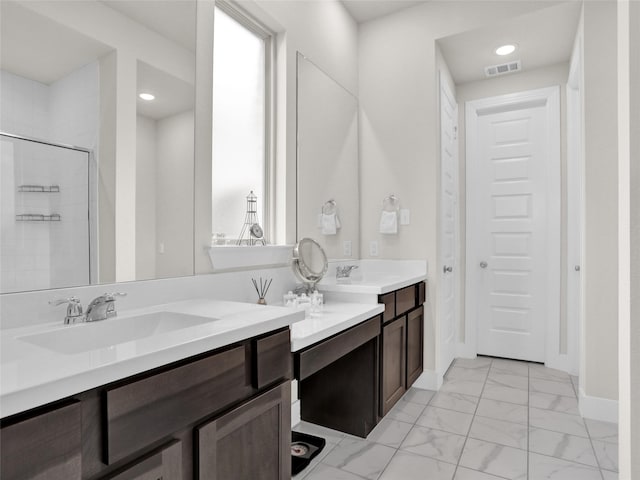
[484,60,522,78]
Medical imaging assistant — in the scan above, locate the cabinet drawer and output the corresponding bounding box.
[253,328,292,389]
[395,285,416,316]
[379,292,395,323]
[102,440,182,480]
[105,345,249,464]
[0,400,82,480]
[296,316,381,380]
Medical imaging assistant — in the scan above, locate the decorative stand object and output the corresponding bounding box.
[252,277,272,305]
[237,191,266,246]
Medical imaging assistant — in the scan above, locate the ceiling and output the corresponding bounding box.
[341,0,427,23]
[1,0,194,118]
[0,1,112,85]
[100,0,196,52]
[137,62,194,120]
[438,2,582,84]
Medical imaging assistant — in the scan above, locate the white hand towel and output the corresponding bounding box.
[379,210,398,234]
[321,213,338,235]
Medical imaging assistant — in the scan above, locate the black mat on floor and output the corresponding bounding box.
[291,431,326,475]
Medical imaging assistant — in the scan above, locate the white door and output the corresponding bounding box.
[466,87,560,363]
[439,73,458,374]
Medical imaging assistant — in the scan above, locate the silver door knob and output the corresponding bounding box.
[443,265,453,273]
[480,261,488,269]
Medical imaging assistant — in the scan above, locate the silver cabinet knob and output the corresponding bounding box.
[480,261,488,269]
[443,265,453,273]
[575,265,581,271]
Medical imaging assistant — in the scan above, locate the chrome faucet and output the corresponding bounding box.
[50,292,127,324]
[49,296,85,324]
[85,293,127,322]
[336,265,358,279]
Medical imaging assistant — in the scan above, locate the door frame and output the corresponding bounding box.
[566,32,584,377]
[438,71,459,379]
[464,86,563,369]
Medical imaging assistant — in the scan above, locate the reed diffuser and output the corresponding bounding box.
[252,277,272,305]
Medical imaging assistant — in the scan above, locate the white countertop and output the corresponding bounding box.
[291,302,385,352]
[318,259,427,295]
[318,273,426,295]
[0,299,304,419]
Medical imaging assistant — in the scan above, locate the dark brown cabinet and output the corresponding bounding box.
[195,382,290,480]
[406,305,424,387]
[0,400,82,480]
[0,327,292,480]
[295,315,381,437]
[102,440,182,480]
[294,281,426,437]
[380,316,407,416]
[379,282,425,416]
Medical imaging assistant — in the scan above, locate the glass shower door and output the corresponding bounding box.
[1,133,91,293]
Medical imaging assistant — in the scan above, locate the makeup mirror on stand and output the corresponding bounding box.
[292,238,328,293]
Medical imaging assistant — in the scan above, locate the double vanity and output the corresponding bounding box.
[0,260,427,480]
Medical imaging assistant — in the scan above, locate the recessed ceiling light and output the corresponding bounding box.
[495,44,516,56]
[139,93,155,101]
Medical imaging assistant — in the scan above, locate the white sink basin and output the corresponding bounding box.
[17,312,216,355]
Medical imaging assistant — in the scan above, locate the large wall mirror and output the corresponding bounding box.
[296,53,359,260]
[0,0,197,293]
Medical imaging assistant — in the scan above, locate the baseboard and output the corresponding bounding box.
[545,353,579,376]
[579,387,619,423]
[411,370,443,391]
[456,342,476,359]
[291,399,301,427]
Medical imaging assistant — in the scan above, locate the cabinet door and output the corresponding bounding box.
[102,440,182,480]
[406,306,424,387]
[195,382,291,480]
[0,401,82,480]
[380,316,407,416]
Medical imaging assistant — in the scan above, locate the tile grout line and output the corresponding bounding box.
[450,356,494,479]
[372,389,432,480]
[584,416,607,480]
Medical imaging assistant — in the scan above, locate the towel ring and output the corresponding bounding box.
[382,194,400,212]
[322,199,337,215]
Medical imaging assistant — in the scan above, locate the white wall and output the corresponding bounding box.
[581,0,619,404]
[155,111,195,279]
[136,114,157,280]
[243,0,359,242]
[358,1,557,374]
[193,0,359,275]
[630,0,639,472]
[296,55,359,260]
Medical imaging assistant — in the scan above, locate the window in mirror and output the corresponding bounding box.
[212,4,272,243]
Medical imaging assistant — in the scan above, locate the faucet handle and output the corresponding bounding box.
[104,292,127,301]
[49,296,84,324]
[49,296,81,307]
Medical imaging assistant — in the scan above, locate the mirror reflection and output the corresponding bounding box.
[0,0,196,293]
[296,53,359,260]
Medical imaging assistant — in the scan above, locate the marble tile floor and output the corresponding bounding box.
[293,356,618,480]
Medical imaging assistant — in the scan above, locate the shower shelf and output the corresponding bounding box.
[18,185,60,193]
[16,214,62,222]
